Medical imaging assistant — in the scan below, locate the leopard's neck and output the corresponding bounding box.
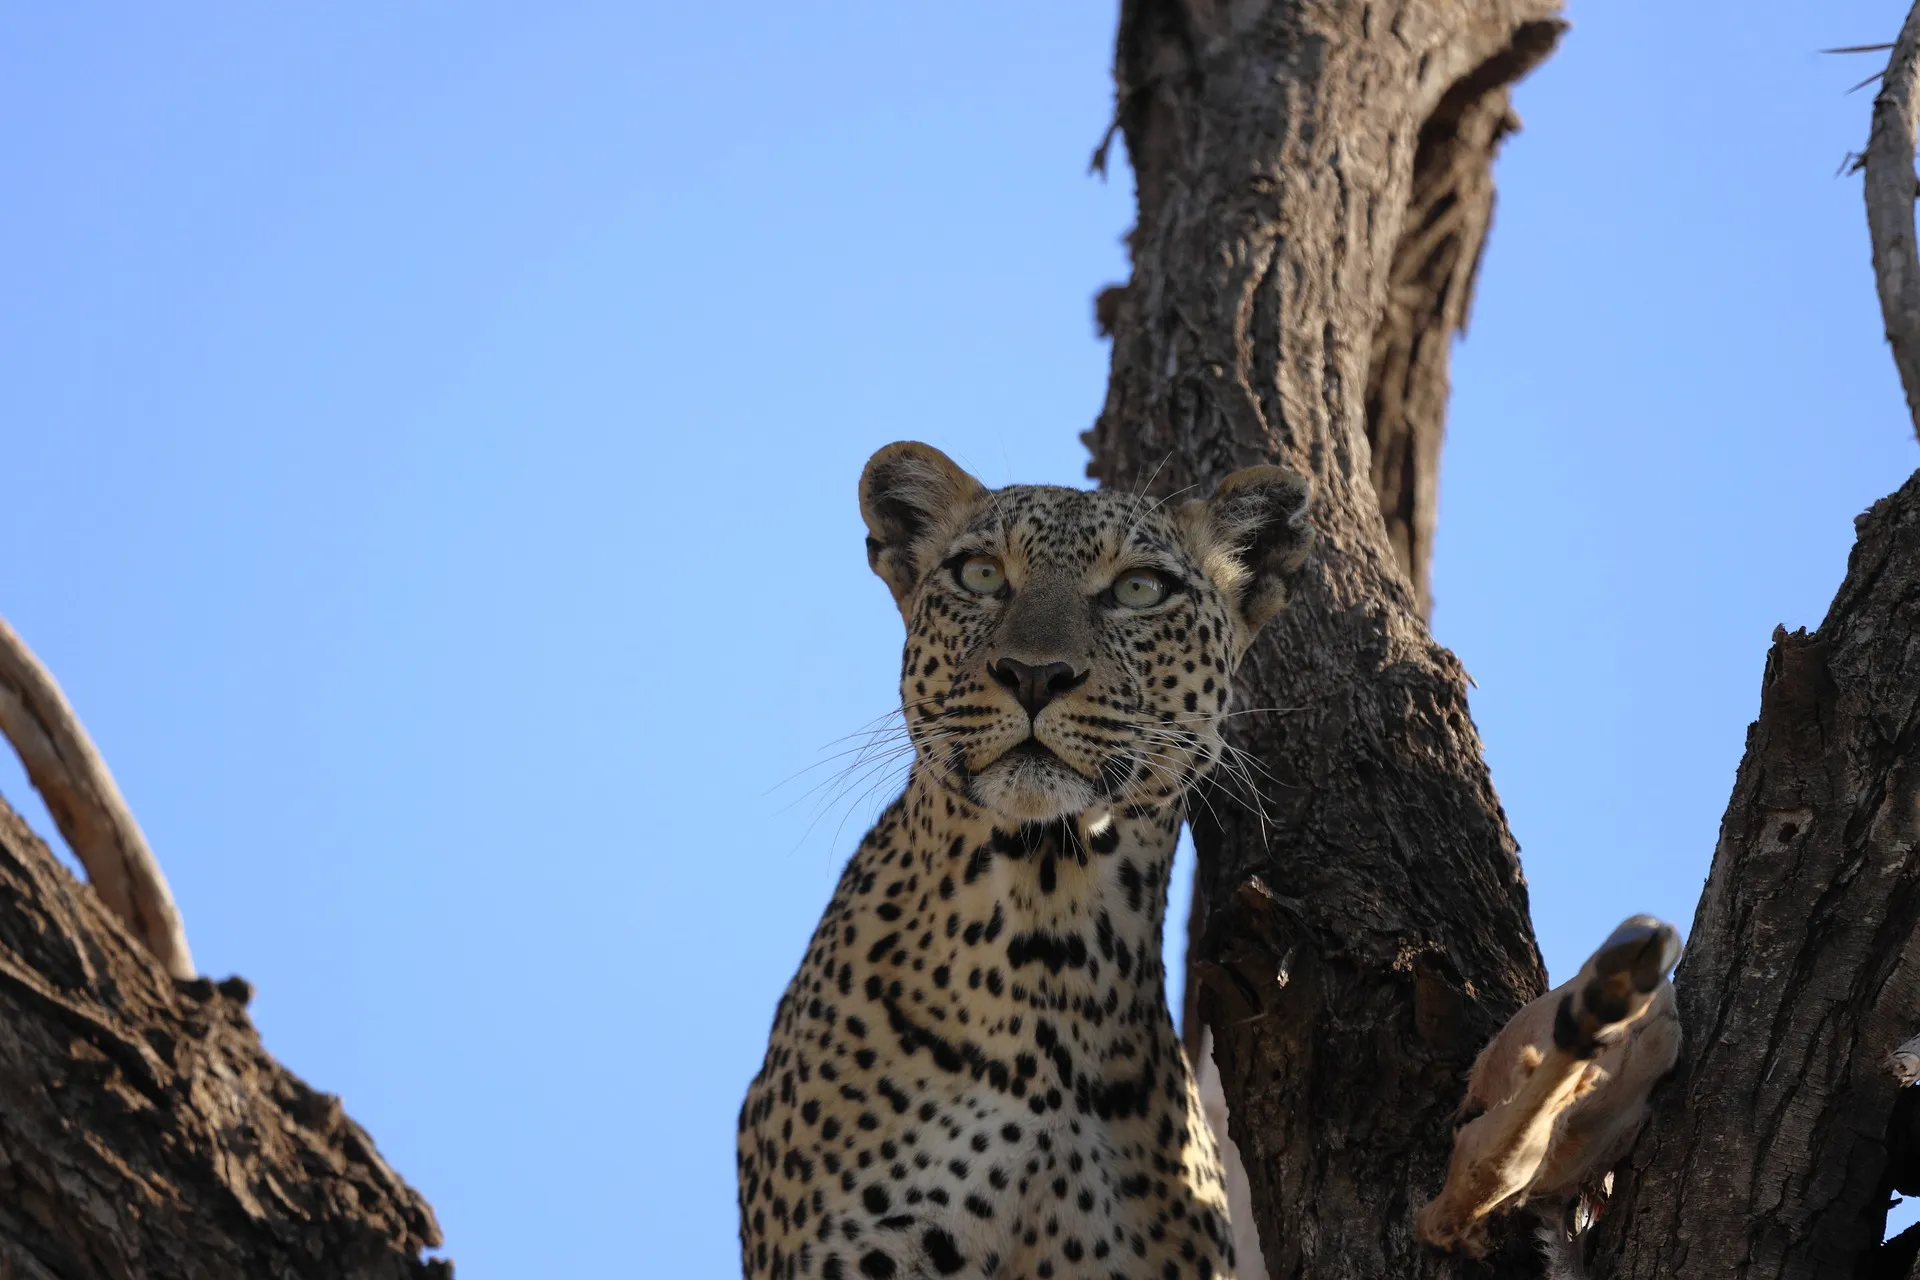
[833,769,1187,1034]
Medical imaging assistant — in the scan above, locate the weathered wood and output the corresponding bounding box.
[1867,2,1920,441]
[0,612,195,979]
[0,789,444,1279]
[1591,469,1920,1279]
[1088,2,1563,1274]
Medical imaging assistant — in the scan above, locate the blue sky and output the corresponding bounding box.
[0,2,1912,1274]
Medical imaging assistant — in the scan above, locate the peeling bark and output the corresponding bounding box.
[0,790,444,1279]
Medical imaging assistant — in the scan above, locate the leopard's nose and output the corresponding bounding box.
[990,657,1087,718]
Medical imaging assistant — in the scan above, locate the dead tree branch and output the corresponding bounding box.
[0,612,194,979]
[1868,0,1920,439]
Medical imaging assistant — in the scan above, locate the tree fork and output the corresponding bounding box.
[1087,2,1563,1274]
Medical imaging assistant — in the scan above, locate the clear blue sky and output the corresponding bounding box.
[0,2,1912,1275]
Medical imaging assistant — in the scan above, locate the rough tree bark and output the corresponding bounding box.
[0,790,446,1279]
[1087,2,1564,1276]
[1361,44,1512,624]
[1585,474,1920,1279]
[1093,2,1920,1277]
[0,614,443,1276]
[1584,13,1920,1279]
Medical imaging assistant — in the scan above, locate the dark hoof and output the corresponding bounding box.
[1574,916,1682,1033]
[1592,915,1682,994]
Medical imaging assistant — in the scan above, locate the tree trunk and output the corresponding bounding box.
[1583,479,1920,1280]
[0,790,445,1279]
[1087,2,1564,1276]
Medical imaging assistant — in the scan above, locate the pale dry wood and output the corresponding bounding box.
[1868,0,1920,439]
[0,611,194,978]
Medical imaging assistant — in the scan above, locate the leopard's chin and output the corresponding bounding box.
[969,740,1099,822]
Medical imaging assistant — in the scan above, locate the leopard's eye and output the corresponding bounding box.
[1111,569,1171,608]
[955,555,1006,595]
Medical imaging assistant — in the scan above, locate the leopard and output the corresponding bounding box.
[736,441,1314,1280]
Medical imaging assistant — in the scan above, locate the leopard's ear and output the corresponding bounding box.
[1185,466,1314,639]
[859,442,987,611]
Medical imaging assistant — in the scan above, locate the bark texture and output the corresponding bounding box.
[1588,470,1920,1279]
[1087,2,1563,1275]
[1362,81,1511,621]
[0,790,444,1280]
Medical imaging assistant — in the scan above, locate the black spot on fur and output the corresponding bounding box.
[922,1228,966,1274]
[963,844,992,884]
[1007,930,1089,974]
[1552,994,1596,1058]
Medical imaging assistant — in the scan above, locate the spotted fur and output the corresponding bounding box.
[738,443,1311,1280]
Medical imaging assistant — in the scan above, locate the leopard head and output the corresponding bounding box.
[859,441,1313,824]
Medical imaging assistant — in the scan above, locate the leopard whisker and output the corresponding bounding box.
[1133,730,1276,848]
